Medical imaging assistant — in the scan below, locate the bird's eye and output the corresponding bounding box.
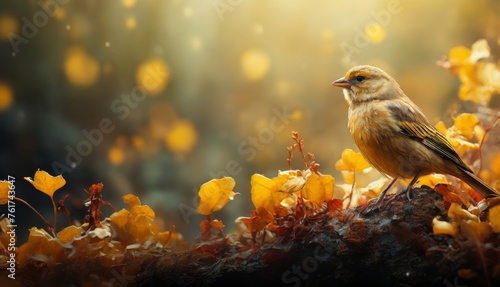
[356,76,365,82]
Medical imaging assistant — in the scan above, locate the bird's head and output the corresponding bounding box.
[332,65,401,104]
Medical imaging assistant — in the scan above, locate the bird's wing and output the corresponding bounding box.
[386,100,472,172]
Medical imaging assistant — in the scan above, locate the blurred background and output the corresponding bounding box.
[0,0,498,241]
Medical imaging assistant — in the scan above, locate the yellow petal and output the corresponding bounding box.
[302,173,335,208]
[280,170,309,193]
[123,194,141,208]
[250,173,290,214]
[449,46,471,65]
[453,113,479,140]
[57,226,82,244]
[0,181,10,205]
[335,149,370,173]
[460,220,490,242]
[24,169,66,198]
[197,177,238,215]
[448,203,478,222]
[432,217,456,236]
[110,208,130,228]
[470,39,490,63]
[488,204,500,233]
[131,205,155,220]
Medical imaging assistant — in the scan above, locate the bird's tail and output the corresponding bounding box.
[458,169,500,199]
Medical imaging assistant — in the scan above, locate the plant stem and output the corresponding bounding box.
[51,197,58,233]
[14,197,55,236]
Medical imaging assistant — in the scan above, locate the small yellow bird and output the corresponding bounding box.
[332,65,499,202]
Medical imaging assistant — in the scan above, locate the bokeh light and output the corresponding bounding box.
[136,58,170,96]
[0,82,13,112]
[0,15,18,40]
[64,46,100,87]
[241,49,271,81]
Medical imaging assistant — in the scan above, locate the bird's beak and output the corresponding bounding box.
[332,77,351,89]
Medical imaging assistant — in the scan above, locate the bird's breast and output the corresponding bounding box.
[348,101,399,144]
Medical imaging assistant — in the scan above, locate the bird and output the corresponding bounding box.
[331,65,499,205]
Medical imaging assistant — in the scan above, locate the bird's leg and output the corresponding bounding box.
[362,176,398,214]
[403,170,422,200]
[384,170,422,207]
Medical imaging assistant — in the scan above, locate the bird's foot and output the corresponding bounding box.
[382,185,413,208]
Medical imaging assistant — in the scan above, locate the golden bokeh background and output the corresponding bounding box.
[0,0,498,240]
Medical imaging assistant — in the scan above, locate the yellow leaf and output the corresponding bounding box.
[131,205,155,220]
[57,226,82,244]
[110,208,130,228]
[17,227,65,267]
[123,194,141,208]
[449,46,471,65]
[0,181,9,205]
[414,173,448,188]
[250,173,290,214]
[435,121,447,135]
[470,39,490,63]
[460,220,490,242]
[335,149,371,173]
[489,205,500,233]
[359,177,389,198]
[341,171,355,185]
[448,203,478,222]
[24,169,66,198]
[321,174,335,202]
[197,177,238,215]
[280,170,310,193]
[302,173,335,208]
[453,113,480,140]
[432,217,456,236]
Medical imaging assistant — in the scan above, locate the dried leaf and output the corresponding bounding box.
[0,181,9,205]
[460,220,490,242]
[57,226,82,244]
[280,170,310,193]
[24,169,66,198]
[302,173,335,208]
[470,39,490,63]
[110,208,130,228]
[123,194,141,208]
[432,217,456,236]
[489,204,500,233]
[197,177,238,215]
[250,173,290,214]
[335,149,371,173]
[454,113,480,140]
